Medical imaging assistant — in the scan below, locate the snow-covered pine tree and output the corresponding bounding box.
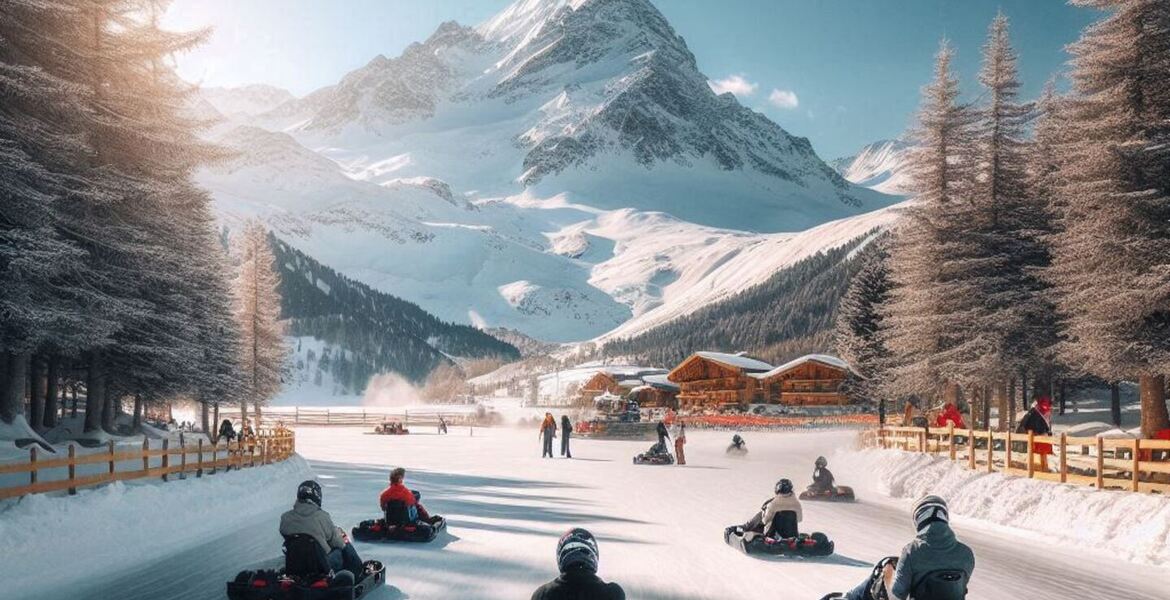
[234,221,288,424]
[962,14,1056,429]
[881,41,977,404]
[1050,0,1170,437]
[834,236,891,404]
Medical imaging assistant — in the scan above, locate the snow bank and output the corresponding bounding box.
[836,449,1170,565]
[0,455,313,598]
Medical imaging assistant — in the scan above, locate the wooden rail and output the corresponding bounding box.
[857,425,1170,495]
[259,408,480,428]
[0,428,296,500]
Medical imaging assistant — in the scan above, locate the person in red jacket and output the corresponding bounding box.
[379,467,433,523]
[935,402,966,430]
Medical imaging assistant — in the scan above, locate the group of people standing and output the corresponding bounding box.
[540,413,574,458]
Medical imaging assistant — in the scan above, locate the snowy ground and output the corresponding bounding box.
[11,426,1166,600]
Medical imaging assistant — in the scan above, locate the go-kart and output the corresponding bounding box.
[799,485,856,502]
[351,494,447,543]
[374,421,409,435]
[226,534,385,600]
[723,509,834,557]
[633,441,674,465]
[819,556,969,599]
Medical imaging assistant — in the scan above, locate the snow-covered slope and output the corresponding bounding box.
[831,138,913,196]
[197,0,901,343]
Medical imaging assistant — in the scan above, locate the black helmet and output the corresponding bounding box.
[815,456,827,468]
[732,434,743,444]
[775,478,794,495]
[297,480,323,507]
[556,528,599,574]
[913,495,949,532]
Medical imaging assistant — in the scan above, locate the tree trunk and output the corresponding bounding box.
[212,402,220,443]
[1110,381,1122,427]
[101,383,116,434]
[84,352,105,433]
[0,351,30,424]
[132,394,144,431]
[1139,374,1169,438]
[253,403,262,429]
[981,385,991,429]
[201,400,211,435]
[70,384,78,418]
[239,399,248,424]
[994,381,1009,432]
[44,355,59,429]
[28,356,45,431]
[1057,379,1066,416]
[1007,378,1017,431]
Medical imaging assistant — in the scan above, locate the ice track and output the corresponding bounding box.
[60,427,1168,600]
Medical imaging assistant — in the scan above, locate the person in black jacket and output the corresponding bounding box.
[217,419,236,444]
[1017,396,1054,471]
[560,415,573,458]
[655,420,670,453]
[531,528,624,600]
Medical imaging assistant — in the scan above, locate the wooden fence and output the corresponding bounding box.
[0,428,296,500]
[259,408,484,428]
[858,425,1170,495]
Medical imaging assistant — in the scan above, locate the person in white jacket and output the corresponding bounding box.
[743,478,803,541]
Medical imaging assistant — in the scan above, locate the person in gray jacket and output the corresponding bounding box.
[279,480,364,576]
[842,495,974,600]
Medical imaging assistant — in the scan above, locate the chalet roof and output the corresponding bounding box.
[749,354,853,380]
[642,374,681,391]
[693,351,774,373]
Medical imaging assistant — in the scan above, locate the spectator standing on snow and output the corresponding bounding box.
[1016,396,1054,471]
[560,415,573,458]
[218,419,236,444]
[655,420,670,454]
[438,416,448,435]
[934,402,966,429]
[531,528,625,600]
[672,422,687,465]
[841,496,974,600]
[540,413,557,458]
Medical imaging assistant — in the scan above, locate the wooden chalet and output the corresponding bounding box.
[667,352,774,410]
[629,374,680,409]
[751,354,852,406]
[579,367,670,405]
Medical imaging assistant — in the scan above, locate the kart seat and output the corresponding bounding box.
[283,534,331,578]
[910,569,968,600]
[768,510,799,539]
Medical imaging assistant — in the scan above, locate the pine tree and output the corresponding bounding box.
[834,237,891,403]
[881,41,977,403]
[234,221,288,423]
[1050,0,1170,437]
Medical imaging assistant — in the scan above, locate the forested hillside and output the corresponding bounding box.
[602,234,877,367]
[272,236,520,390]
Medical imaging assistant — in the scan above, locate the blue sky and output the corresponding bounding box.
[165,0,1098,159]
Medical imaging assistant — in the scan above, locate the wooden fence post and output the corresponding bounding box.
[68,444,77,495]
[107,440,115,482]
[1095,436,1105,489]
[161,438,170,481]
[211,439,218,474]
[967,428,976,470]
[1006,430,1014,472]
[197,438,204,477]
[29,447,37,487]
[1027,431,1035,479]
[142,437,149,472]
[948,424,956,461]
[1132,439,1141,492]
[179,435,186,479]
[1059,433,1068,484]
[987,432,994,473]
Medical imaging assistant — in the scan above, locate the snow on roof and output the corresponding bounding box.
[693,351,774,372]
[642,374,681,390]
[750,354,853,380]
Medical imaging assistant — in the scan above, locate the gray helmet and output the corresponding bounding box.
[815,456,827,468]
[913,495,949,531]
[557,528,599,574]
[775,478,794,495]
[297,480,322,507]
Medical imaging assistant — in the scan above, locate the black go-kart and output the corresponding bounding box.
[819,556,969,600]
[799,485,856,503]
[351,495,447,543]
[724,510,834,557]
[633,441,675,465]
[226,534,385,600]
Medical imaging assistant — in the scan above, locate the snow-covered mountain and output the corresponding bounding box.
[196,0,900,343]
[831,138,914,196]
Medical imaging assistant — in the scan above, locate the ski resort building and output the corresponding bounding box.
[668,352,774,409]
[749,354,853,406]
[668,352,854,409]
[629,374,681,409]
[578,367,670,405]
